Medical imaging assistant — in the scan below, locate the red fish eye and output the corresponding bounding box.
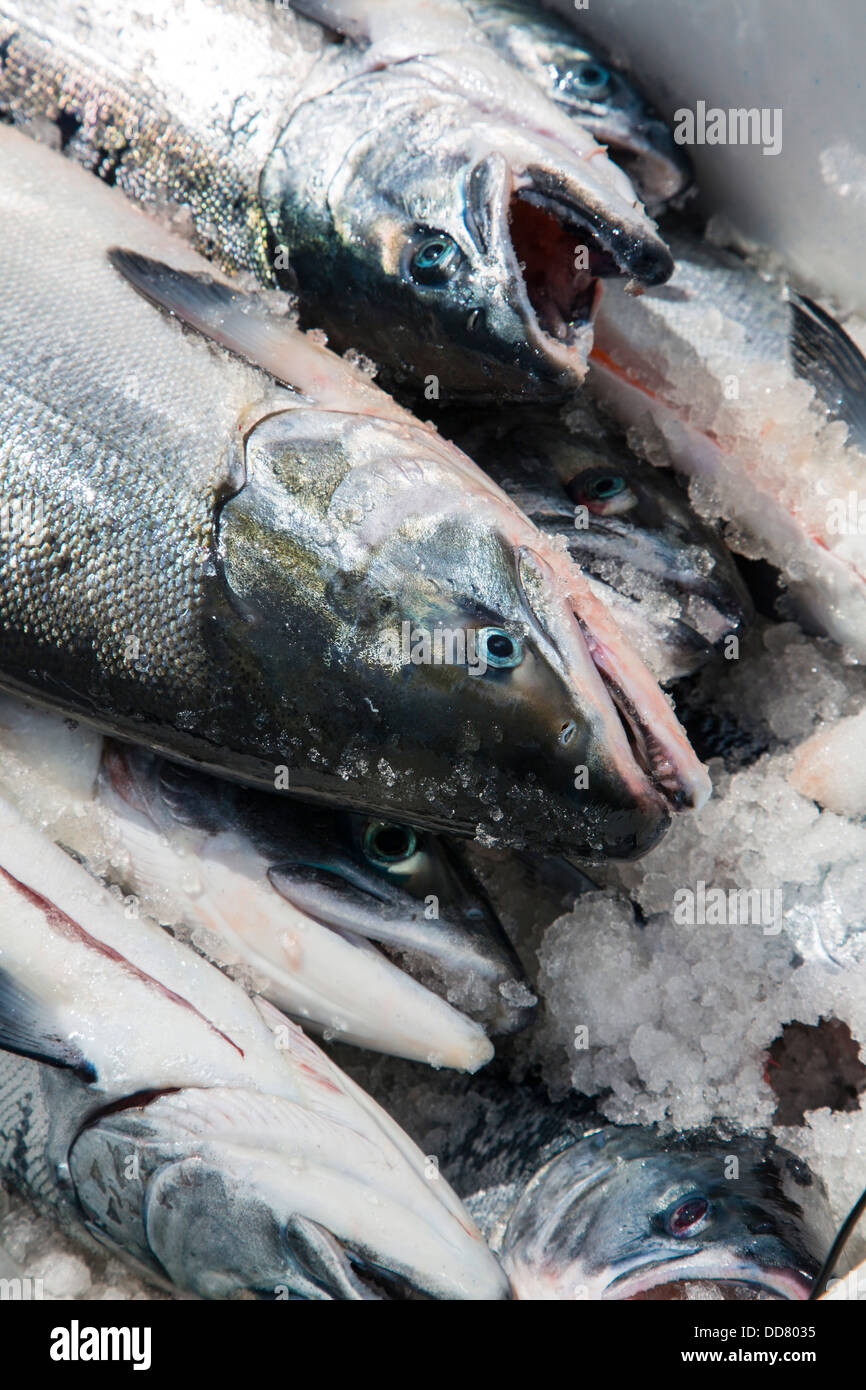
[668,1196,709,1236]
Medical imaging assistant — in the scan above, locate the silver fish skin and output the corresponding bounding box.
[459,0,692,210]
[0,0,672,399]
[0,127,709,859]
[0,801,509,1299]
[0,693,530,1069]
[420,1078,836,1301]
[442,402,753,684]
[589,225,866,660]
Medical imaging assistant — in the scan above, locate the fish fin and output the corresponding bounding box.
[283,1215,379,1300]
[107,248,312,400]
[790,292,866,450]
[0,966,96,1080]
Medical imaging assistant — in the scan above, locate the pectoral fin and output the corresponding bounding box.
[0,966,95,1080]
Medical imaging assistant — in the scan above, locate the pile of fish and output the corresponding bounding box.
[0,0,862,1300]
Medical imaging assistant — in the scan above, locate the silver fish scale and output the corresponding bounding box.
[0,383,217,701]
[0,125,283,721]
[0,0,324,280]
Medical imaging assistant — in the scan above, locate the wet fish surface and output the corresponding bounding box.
[0,800,509,1299]
[392,1069,839,1301]
[0,693,533,1069]
[0,0,672,397]
[459,0,692,210]
[441,401,753,683]
[0,127,709,859]
[588,223,866,659]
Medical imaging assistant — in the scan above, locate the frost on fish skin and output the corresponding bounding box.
[591,231,866,658]
[0,0,673,399]
[0,809,508,1299]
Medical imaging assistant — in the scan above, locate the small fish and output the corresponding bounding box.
[0,128,708,860]
[427,1077,837,1300]
[0,692,532,1069]
[442,402,753,683]
[588,224,866,659]
[459,0,692,210]
[0,800,509,1299]
[0,0,673,397]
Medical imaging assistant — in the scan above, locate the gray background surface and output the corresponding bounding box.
[550,0,866,311]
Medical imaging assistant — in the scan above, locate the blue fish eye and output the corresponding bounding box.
[589,474,627,500]
[478,627,524,669]
[363,821,418,865]
[565,60,611,99]
[409,233,462,285]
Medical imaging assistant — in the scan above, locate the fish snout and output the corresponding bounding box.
[267,857,533,1036]
[515,545,709,840]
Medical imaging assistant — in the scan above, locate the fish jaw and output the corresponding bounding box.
[553,561,712,813]
[266,861,533,1040]
[601,1251,815,1301]
[563,507,753,682]
[265,79,672,398]
[69,1083,509,1300]
[504,1248,814,1301]
[96,744,499,1069]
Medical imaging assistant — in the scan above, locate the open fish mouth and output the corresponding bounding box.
[266,859,531,1034]
[504,169,673,368]
[605,1259,814,1301]
[508,190,608,345]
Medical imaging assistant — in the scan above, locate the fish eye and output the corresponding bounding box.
[408,233,463,286]
[363,820,419,866]
[570,470,637,516]
[667,1195,710,1237]
[561,60,612,101]
[477,627,524,669]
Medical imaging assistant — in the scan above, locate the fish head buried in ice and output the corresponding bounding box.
[500,1128,834,1300]
[498,415,753,681]
[218,407,708,857]
[462,0,692,210]
[263,78,674,398]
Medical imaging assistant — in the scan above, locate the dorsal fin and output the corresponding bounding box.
[107,248,409,426]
